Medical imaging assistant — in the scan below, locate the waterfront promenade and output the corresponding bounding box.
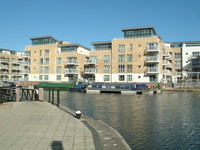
[0,101,95,150]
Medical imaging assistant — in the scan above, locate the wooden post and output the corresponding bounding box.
[16,87,21,102]
[38,88,43,101]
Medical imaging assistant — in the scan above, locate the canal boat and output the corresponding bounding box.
[86,82,157,95]
[70,82,87,92]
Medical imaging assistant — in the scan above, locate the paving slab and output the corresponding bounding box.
[0,101,95,150]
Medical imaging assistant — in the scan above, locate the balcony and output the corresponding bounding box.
[65,69,79,74]
[65,60,78,65]
[85,59,97,65]
[163,70,172,76]
[21,61,30,66]
[0,59,9,63]
[0,71,9,75]
[162,51,171,57]
[0,65,9,70]
[145,46,159,53]
[11,66,20,70]
[22,53,30,58]
[188,55,200,60]
[146,68,159,74]
[163,61,172,68]
[192,63,200,68]
[85,68,96,74]
[12,60,20,65]
[145,57,159,64]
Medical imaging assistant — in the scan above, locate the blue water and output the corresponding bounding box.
[45,91,200,149]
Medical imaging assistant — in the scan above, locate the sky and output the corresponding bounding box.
[0,0,200,51]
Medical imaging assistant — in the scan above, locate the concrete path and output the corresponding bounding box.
[0,101,95,150]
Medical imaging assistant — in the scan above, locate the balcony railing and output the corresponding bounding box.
[0,59,9,63]
[163,70,172,76]
[11,66,20,70]
[85,68,96,74]
[65,69,79,74]
[146,68,159,74]
[65,60,78,65]
[145,46,159,53]
[145,57,159,63]
[85,59,97,65]
[0,65,9,69]
[12,60,20,64]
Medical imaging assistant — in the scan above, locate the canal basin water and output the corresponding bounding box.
[44,91,200,149]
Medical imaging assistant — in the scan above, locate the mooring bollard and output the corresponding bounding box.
[75,111,82,119]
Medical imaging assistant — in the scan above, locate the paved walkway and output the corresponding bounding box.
[0,101,95,150]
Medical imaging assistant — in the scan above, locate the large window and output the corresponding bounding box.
[130,44,133,52]
[56,66,62,73]
[175,61,181,67]
[127,75,132,81]
[94,44,111,50]
[103,65,110,73]
[192,51,200,57]
[56,75,61,81]
[127,65,132,72]
[39,58,43,65]
[103,55,110,63]
[56,57,62,64]
[39,75,43,80]
[90,56,98,63]
[44,58,49,65]
[39,66,43,73]
[127,54,132,62]
[175,53,181,59]
[118,65,125,73]
[44,75,49,81]
[104,75,110,81]
[44,49,49,56]
[118,55,125,62]
[118,44,125,52]
[61,46,77,53]
[44,66,49,73]
[124,28,155,38]
[147,43,158,50]
[118,75,125,81]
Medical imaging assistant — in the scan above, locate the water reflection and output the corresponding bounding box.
[44,91,200,149]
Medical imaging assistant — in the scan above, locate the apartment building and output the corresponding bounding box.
[89,26,173,83]
[25,36,90,82]
[0,48,30,83]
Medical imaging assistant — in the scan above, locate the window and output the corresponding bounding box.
[44,66,49,73]
[192,51,200,57]
[130,44,133,52]
[127,75,132,81]
[118,55,125,62]
[39,75,43,80]
[127,65,132,72]
[118,75,125,81]
[103,55,110,63]
[138,44,141,47]
[118,65,125,73]
[39,58,43,65]
[56,57,62,64]
[118,44,125,52]
[40,50,42,56]
[61,46,77,53]
[56,66,62,73]
[44,49,49,56]
[175,61,181,67]
[127,54,132,62]
[44,58,49,65]
[175,53,181,59]
[39,66,43,73]
[44,75,49,81]
[56,75,61,81]
[103,65,110,73]
[104,75,110,81]
[90,56,98,63]
[147,43,158,50]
